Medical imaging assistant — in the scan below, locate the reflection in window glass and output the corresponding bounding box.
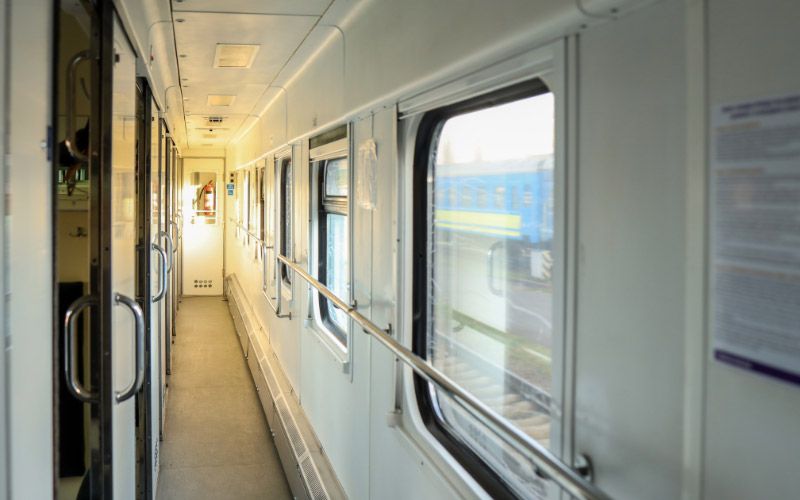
[426,90,556,497]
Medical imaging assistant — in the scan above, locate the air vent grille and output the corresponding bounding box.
[301,456,329,500]
[207,116,224,124]
[276,397,307,457]
[193,279,214,289]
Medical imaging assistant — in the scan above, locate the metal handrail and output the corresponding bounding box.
[276,254,610,500]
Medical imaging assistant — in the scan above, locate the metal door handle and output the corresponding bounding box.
[158,229,175,271]
[152,242,169,302]
[65,50,91,162]
[487,240,505,296]
[64,294,97,403]
[114,293,145,403]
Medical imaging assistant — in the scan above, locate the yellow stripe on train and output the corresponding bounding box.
[435,209,522,236]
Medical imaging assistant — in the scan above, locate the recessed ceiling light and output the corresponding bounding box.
[207,94,236,107]
[213,44,260,69]
[179,54,187,58]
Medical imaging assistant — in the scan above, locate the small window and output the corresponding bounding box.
[476,185,488,208]
[257,166,265,241]
[448,187,457,207]
[277,156,292,284]
[316,156,349,348]
[493,185,506,210]
[510,185,521,210]
[242,169,250,236]
[460,184,473,207]
[413,81,558,498]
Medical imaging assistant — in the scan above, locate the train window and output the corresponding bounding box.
[494,185,506,209]
[460,185,473,207]
[316,157,349,346]
[511,185,521,210]
[242,169,250,236]
[277,156,292,284]
[258,167,265,240]
[413,80,557,498]
[523,184,533,207]
[476,186,488,208]
[448,187,457,207]
[249,166,258,236]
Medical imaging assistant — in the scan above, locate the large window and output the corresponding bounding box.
[310,126,349,351]
[316,156,349,347]
[277,156,292,284]
[257,166,265,241]
[413,81,558,498]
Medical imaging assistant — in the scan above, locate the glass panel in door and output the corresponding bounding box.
[109,13,139,499]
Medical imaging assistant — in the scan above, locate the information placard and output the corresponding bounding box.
[711,93,800,386]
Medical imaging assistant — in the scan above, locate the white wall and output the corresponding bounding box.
[575,1,687,498]
[221,0,800,499]
[702,1,800,498]
[0,0,8,497]
[5,0,54,498]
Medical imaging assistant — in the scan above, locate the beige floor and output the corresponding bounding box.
[157,296,291,500]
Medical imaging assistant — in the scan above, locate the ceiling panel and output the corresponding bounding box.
[173,12,318,86]
[182,83,267,115]
[172,0,331,16]
[173,11,319,147]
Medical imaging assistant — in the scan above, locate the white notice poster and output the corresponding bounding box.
[711,93,800,386]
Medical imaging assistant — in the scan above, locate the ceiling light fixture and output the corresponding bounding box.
[212,44,260,69]
[207,94,236,107]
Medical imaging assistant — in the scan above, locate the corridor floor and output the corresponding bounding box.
[157,296,291,500]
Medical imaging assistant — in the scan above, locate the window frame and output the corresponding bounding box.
[316,157,349,348]
[309,129,351,358]
[276,153,293,287]
[411,79,555,499]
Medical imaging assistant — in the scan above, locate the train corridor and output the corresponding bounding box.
[157,297,291,500]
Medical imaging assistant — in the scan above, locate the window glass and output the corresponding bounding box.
[423,89,556,497]
[317,156,349,349]
[280,157,292,283]
[325,212,349,340]
[258,167,265,240]
[494,185,506,209]
[324,158,349,197]
[242,170,250,230]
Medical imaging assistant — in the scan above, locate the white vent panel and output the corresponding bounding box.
[213,44,260,68]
